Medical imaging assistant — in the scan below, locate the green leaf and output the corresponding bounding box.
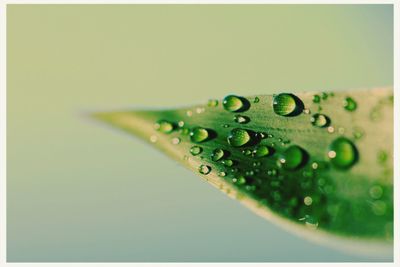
[92,88,393,257]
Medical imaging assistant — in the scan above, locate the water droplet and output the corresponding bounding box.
[303,108,310,114]
[196,107,205,114]
[267,169,278,176]
[278,145,308,170]
[252,161,261,167]
[313,95,321,103]
[377,150,388,164]
[171,137,181,145]
[222,95,249,112]
[199,164,211,175]
[211,148,225,161]
[232,175,247,185]
[311,162,318,169]
[218,171,226,177]
[304,196,313,206]
[190,127,209,143]
[207,99,218,107]
[190,146,202,156]
[352,127,364,140]
[154,120,175,133]
[321,92,328,100]
[186,110,193,117]
[327,126,335,133]
[343,97,357,111]
[253,145,273,158]
[222,124,230,128]
[178,121,185,127]
[310,113,330,128]
[233,115,250,124]
[272,93,304,116]
[149,135,158,143]
[254,97,260,103]
[328,137,358,169]
[222,159,234,167]
[369,185,383,199]
[371,200,386,216]
[242,149,252,156]
[227,128,251,147]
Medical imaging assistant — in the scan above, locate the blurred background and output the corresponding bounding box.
[7,4,393,262]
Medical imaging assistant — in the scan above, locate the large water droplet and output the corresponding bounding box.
[154,120,175,133]
[190,146,203,156]
[234,115,250,124]
[273,93,304,116]
[278,145,308,170]
[328,137,358,169]
[211,148,225,161]
[310,113,330,128]
[253,145,273,158]
[222,95,249,112]
[190,127,209,143]
[199,164,211,175]
[343,97,357,111]
[227,128,251,147]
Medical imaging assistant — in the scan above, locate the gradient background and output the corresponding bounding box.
[7,4,393,262]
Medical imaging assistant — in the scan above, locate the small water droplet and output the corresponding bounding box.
[303,108,310,114]
[190,127,209,143]
[254,96,260,103]
[218,171,226,177]
[328,137,358,169]
[327,126,335,133]
[311,162,318,169]
[178,121,185,127]
[232,175,247,185]
[278,145,308,170]
[343,97,357,111]
[186,110,193,117]
[352,127,364,140]
[207,99,219,107]
[304,196,313,206]
[377,150,388,164]
[179,127,190,135]
[272,93,304,116]
[253,145,273,158]
[222,159,234,167]
[242,149,252,156]
[190,146,202,156]
[321,92,329,100]
[252,161,261,167]
[171,137,181,145]
[211,148,225,161]
[222,95,249,112]
[154,120,175,133]
[371,200,386,216]
[233,115,250,124]
[196,107,205,114]
[310,113,330,128]
[150,135,158,143]
[369,185,383,199]
[222,124,230,128]
[313,95,321,103]
[199,164,211,175]
[227,128,251,147]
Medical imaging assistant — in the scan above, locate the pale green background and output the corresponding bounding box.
[7,5,393,262]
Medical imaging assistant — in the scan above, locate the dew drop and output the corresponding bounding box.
[222,159,234,167]
[327,126,335,133]
[199,164,211,175]
[190,146,202,156]
[227,128,251,147]
[223,95,248,112]
[254,97,260,103]
[171,137,181,145]
[154,120,175,133]
[304,196,313,206]
[234,115,250,124]
[310,113,330,128]
[190,127,209,143]
[207,99,218,107]
[313,95,321,103]
[321,92,329,100]
[328,137,358,169]
[149,135,158,143]
[272,93,304,116]
[242,149,252,156]
[371,200,386,216]
[178,121,185,127]
[343,97,357,111]
[211,148,225,161]
[278,145,308,170]
[222,124,230,128]
[186,110,193,117]
[253,145,273,158]
[369,185,383,199]
[218,171,226,177]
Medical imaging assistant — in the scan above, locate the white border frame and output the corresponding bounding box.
[0,1,398,266]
